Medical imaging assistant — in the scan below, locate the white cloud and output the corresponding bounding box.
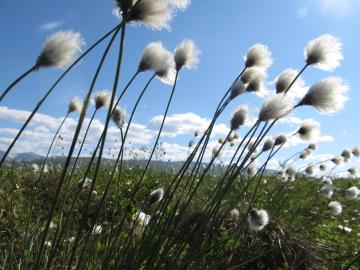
[39,21,64,32]
[314,0,360,17]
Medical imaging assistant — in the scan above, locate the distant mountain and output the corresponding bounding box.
[0,151,43,162]
[0,151,279,176]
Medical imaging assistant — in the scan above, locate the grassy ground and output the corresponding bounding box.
[0,163,359,269]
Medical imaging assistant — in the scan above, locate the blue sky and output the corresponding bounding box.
[0,0,359,175]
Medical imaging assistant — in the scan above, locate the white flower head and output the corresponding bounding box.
[285,165,297,176]
[305,165,315,175]
[308,143,317,151]
[322,177,333,185]
[138,42,176,84]
[274,134,287,146]
[348,167,357,176]
[320,184,334,198]
[319,164,327,171]
[247,209,269,231]
[328,201,342,216]
[149,187,164,205]
[115,0,174,30]
[304,34,343,71]
[244,44,273,69]
[297,77,349,115]
[36,31,84,69]
[111,107,126,129]
[174,39,200,71]
[352,147,360,157]
[297,119,320,141]
[92,225,102,235]
[68,96,83,114]
[230,80,246,100]
[94,90,112,110]
[341,149,352,160]
[240,67,267,93]
[259,94,293,122]
[345,186,359,199]
[188,140,195,148]
[212,145,222,159]
[230,208,240,222]
[49,221,58,230]
[275,68,304,94]
[230,105,248,130]
[262,137,274,152]
[77,177,93,189]
[331,156,343,165]
[247,162,257,177]
[300,148,313,159]
[31,163,39,173]
[131,211,151,244]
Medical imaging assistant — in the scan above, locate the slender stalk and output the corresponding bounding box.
[0,24,121,167]
[0,65,37,102]
[130,70,179,199]
[22,112,69,252]
[33,24,122,270]
[80,74,156,270]
[284,63,309,95]
[65,22,127,270]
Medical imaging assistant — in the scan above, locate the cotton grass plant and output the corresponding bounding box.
[0,1,358,269]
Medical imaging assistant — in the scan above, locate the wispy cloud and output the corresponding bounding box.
[314,0,360,17]
[38,21,64,32]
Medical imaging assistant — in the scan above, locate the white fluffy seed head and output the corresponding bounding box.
[274,134,287,146]
[341,149,352,160]
[297,77,349,115]
[68,96,83,114]
[297,119,320,141]
[286,165,297,176]
[240,67,267,93]
[244,44,273,69]
[149,187,164,204]
[77,177,92,189]
[174,39,200,71]
[111,107,126,129]
[94,90,112,110]
[348,167,357,176]
[115,0,174,30]
[131,211,151,241]
[305,34,343,71]
[305,165,315,175]
[308,143,317,151]
[31,163,39,172]
[331,156,343,165]
[230,105,248,130]
[247,163,257,177]
[138,42,176,84]
[275,68,304,94]
[300,148,312,159]
[319,164,327,171]
[188,140,194,148]
[230,80,246,100]
[352,147,360,157]
[259,94,293,122]
[230,208,240,222]
[212,145,222,158]
[345,186,359,199]
[247,209,269,231]
[262,137,274,152]
[328,201,342,216]
[320,184,334,198]
[36,31,84,69]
